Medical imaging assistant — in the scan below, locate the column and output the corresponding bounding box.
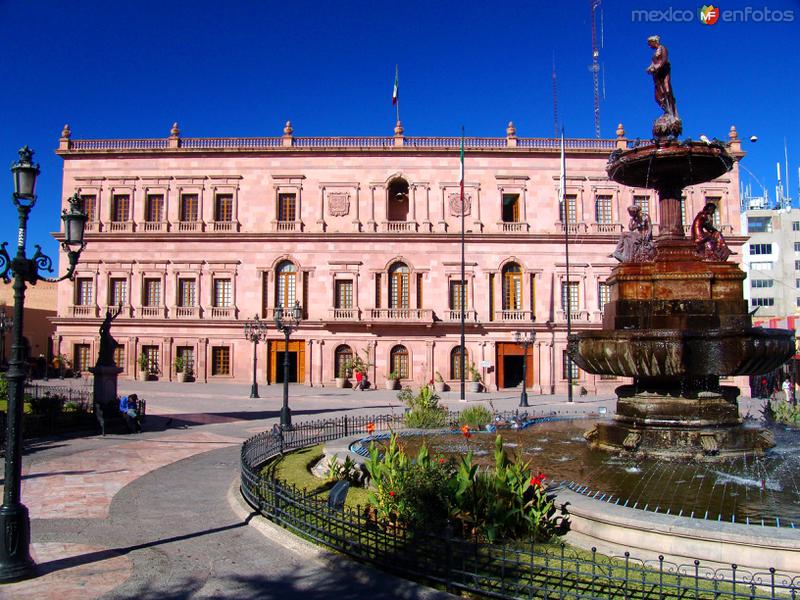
[353,186,361,232]
[307,338,314,387]
[318,339,324,387]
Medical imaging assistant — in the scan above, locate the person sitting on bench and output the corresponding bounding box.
[119,393,142,433]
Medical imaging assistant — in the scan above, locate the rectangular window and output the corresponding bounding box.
[501,194,520,223]
[176,346,194,373]
[74,344,91,373]
[180,194,199,222]
[560,194,577,224]
[752,262,773,271]
[748,216,773,233]
[488,273,495,320]
[680,196,688,228]
[595,195,612,224]
[178,278,196,307]
[214,194,233,222]
[143,345,159,373]
[633,195,650,216]
[390,270,410,308]
[796,260,800,271]
[705,196,721,227]
[794,221,800,232]
[109,278,127,306]
[113,345,125,370]
[598,282,612,312]
[79,194,96,222]
[213,279,232,307]
[449,280,467,310]
[143,278,161,307]
[795,242,800,252]
[562,350,580,380]
[561,280,579,311]
[751,279,774,289]
[374,273,381,309]
[750,297,775,307]
[335,280,353,309]
[278,193,296,222]
[111,194,130,222]
[145,194,164,222]
[503,270,522,310]
[749,243,773,255]
[211,346,230,376]
[76,278,93,306]
[796,279,800,289]
[416,273,423,309]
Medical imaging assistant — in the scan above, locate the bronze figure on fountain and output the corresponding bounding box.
[611,205,655,263]
[647,35,682,139]
[691,203,734,261]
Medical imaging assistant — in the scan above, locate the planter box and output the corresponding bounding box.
[335,377,349,389]
[468,381,481,393]
[433,381,446,393]
[385,380,398,390]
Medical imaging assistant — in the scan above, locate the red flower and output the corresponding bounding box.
[366,422,375,435]
[530,472,546,488]
[389,490,395,497]
[461,425,472,439]
[438,457,446,464]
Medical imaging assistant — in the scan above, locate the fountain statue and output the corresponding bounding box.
[569,37,795,459]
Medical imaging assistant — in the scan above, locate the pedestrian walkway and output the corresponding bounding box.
[0,381,614,598]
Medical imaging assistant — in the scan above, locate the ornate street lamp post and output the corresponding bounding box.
[0,307,11,368]
[0,147,87,582]
[274,301,302,430]
[243,314,268,398]
[513,330,536,408]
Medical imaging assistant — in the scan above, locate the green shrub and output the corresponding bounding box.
[772,401,800,427]
[459,405,493,429]
[0,374,7,403]
[324,455,360,483]
[399,384,448,429]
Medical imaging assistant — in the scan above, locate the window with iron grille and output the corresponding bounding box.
[143,345,160,373]
[450,346,466,380]
[214,194,233,222]
[335,345,353,378]
[146,194,164,222]
[113,345,125,370]
[211,346,230,375]
[598,282,611,312]
[178,278,196,307]
[74,344,91,372]
[335,280,353,309]
[595,195,612,224]
[79,194,96,222]
[502,263,522,310]
[390,345,409,379]
[76,278,93,306]
[213,279,232,307]
[111,194,129,222]
[633,195,650,216]
[389,263,410,309]
[176,346,194,373]
[449,280,467,310]
[276,261,297,308]
[561,280,579,311]
[502,194,520,223]
[143,278,161,307]
[278,193,296,222]
[109,278,127,306]
[180,194,199,221]
[559,194,577,224]
[750,297,774,307]
[562,350,580,380]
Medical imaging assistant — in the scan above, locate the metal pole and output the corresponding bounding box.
[519,338,529,407]
[460,127,466,401]
[562,130,574,404]
[0,203,35,581]
[280,327,292,429]
[249,336,259,399]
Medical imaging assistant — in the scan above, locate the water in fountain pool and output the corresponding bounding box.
[390,418,800,527]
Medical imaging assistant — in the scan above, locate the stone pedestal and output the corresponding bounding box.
[90,364,124,407]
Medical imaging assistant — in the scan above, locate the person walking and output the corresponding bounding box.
[782,378,793,404]
[354,369,364,391]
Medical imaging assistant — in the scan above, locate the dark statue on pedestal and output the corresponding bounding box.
[90,304,124,434]
[611,205,655,263]
[691,203,734,261]
[97,304,122,367]
[647,35,682,139]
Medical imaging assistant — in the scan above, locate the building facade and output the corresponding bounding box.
[51,122,745,393]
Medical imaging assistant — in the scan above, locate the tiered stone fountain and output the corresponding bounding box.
[569,37,795,460]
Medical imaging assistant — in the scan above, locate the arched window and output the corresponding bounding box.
[388,262,410,309]
[275,261,297,308]
[502,263,522,311]
[387,178,409,222]
[449,346,467,380]
[334,345,353,378]
[390,345,409,379]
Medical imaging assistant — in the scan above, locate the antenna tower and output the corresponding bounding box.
[590,0,602,138]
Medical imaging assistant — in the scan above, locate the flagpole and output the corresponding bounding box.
[460,126,466,401]
[561,128,574,403]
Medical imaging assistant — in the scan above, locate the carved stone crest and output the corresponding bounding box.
[448,192,471,217]
[328,191,350,217]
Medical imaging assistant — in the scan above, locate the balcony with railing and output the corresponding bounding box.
[175,306,200,319]
[104,305,132,318]
[495,309,534,322]
[108,221,133,232]
[211,220,238,232]
[556,309,592,323]
[498,222,529,233]
[591,223,623,234]
[444,309,479,322]
[272,220,302,232]
[209,306,235,319]
[141,220,167,232]
[69,305,98,318]
[367,308,434,323]
[381,221,418,233]
[83,220,100,232]
[176,220,204,232]
[327,308,362,321]
[139,306,165,318]
[556,222,588,234]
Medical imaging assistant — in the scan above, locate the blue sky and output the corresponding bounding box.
[0,0,798,260]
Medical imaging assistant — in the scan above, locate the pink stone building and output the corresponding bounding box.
[51,122,746,394]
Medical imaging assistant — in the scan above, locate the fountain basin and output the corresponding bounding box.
[570,327,795,378]
[607,141,734,189]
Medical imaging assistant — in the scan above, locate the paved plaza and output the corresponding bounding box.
[0,380,762,599]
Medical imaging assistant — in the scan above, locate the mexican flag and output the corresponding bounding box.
[392,65,399,106]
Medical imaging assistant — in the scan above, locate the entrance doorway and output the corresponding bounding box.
[269,339,305,383]
[495,342,533,390]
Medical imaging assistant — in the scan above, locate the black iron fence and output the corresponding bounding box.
[241,414,800,600]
